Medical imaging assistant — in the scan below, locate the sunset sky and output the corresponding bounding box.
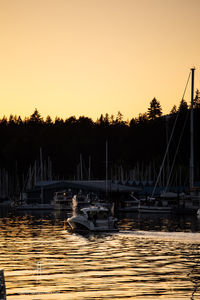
[0,0,200,121]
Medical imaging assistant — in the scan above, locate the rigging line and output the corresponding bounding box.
[151,71,191,198]
[164,108,190,192]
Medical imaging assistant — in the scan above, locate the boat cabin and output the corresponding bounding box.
[80,207,109,221]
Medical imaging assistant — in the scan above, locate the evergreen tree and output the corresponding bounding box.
[147,98,162,120]
[137,113,148,124]
[97,114,109,126]
[110,114,115,124]
[54,116,64,125]
[129,117,137,127]
[46,115,53,125]
[8,114,15,125]
[0,116,8,126]
[16,116,23,125]
[29,108,43,124]
[194,89,200,109]
[178,99,188,112]
[65,116,77,126]
[115,111,123,123]
[170,105,177,114]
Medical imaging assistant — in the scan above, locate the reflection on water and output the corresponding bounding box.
[119,212,200,232]
[0,210,200,299]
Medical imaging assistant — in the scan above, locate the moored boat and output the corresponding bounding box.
[119,192,139,212]
[14,202,53,210]
[138,197,173,213]
[11,192,53,210]
[53,189,72,211]
[143,68,200,215]
[0,197,11,208]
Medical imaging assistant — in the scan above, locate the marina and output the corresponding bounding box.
[1,0,200,298]
[5,67,200,217]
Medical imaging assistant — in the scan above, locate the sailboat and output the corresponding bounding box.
[139,68,200,214]
[175,68,200,214]
[12,148,54,210]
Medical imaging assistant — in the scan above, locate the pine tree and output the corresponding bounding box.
[194,89,200,109]
[29,108,43,124]
[178,99,188,112]
[147,98,162,120]
[170,105,177,114]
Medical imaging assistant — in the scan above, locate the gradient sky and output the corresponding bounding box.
[0,0,200,121]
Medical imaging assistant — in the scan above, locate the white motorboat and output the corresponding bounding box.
[53,189,72,211]
[67,205,118,232]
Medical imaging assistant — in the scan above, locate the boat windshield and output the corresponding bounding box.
[87,210,109,220]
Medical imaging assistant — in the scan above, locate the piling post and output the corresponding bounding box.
[0,270,6,300]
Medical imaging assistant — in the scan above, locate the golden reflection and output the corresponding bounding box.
[0,215,199,299]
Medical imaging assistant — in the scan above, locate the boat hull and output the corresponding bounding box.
[118,207,138,213]
[67,217,118,232]
[15,204,53,210]
[138,205,172,213]
[54,203,72,211]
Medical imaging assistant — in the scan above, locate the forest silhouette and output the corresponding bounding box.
[1,96,200,195]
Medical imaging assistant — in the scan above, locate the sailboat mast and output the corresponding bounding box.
[190,67,195,189]
[106,140,108,198]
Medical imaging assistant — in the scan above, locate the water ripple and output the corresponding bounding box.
[0,214,200,299]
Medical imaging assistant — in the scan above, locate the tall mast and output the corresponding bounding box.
[106,140,108,198]
[40,147,44,203]
[88,156,91,181]
[190,67,195,189]
[40,147,43,182]
[80,153,83,180]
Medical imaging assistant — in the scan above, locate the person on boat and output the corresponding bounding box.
[113,217,118,229]
[108,216,118,228]
[108,215,113,228]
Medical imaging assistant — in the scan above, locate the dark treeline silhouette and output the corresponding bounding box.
[1,95,200,195]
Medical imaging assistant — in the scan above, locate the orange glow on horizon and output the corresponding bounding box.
[0,0,200,121]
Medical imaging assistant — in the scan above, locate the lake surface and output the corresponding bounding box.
[0,208,200,299]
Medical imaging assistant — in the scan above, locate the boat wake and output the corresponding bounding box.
[118,230,200,244]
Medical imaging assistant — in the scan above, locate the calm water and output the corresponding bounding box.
[0,209,200,300]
